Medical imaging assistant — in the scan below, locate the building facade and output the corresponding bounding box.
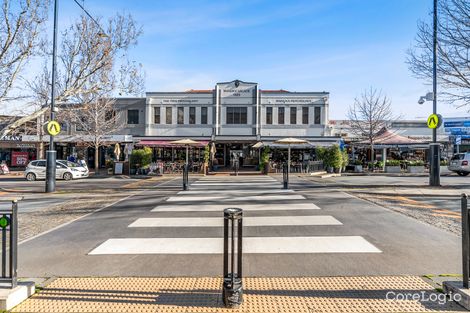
[116,79,338,167]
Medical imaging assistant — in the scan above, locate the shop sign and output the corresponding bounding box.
[11,151,29,167]
[0,135,22,141]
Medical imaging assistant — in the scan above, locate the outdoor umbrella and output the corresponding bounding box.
[114,143,121,161]
[170,138,200,164]
[274,137,309,173]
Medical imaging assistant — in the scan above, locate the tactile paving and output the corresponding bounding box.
[12,276,465,313]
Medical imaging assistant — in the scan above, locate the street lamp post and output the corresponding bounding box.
[45,0,59,193]
[429,0,440,186]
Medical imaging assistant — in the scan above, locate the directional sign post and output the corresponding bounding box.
[45,121,61,136]
[45,121,60,193]
[427,114,442,129]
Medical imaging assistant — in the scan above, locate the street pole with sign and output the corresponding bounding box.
[45,0,59,193]
[429,0,440,187]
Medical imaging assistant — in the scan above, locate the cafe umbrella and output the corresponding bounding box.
[274,137,309,173]
[169,138,201,164]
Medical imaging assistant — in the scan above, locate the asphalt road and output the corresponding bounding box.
[17,174,460,278]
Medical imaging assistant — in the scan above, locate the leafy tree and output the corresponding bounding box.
[130,147,152,168]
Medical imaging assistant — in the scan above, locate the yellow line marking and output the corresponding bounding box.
[431,213,461,219]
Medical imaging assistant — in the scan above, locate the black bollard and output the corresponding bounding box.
[223,208,243,308]
[462,194,469,288]
[283,162,289,189]
[0,200,17,288]
[183,164,189,191]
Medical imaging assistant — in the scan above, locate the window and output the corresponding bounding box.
[278,107,285,125]
[166,107,172,124]
[177,107,184,124]
[266,107,272,125]
[290,107,297,125]
[314,107,321,125]
[189,107,196,124]
[154,107,160,124]
[226,107,248,124]
[302,107,309,124]
[127,109,139,124]
[201,107,208,124]
[105,110,115,122]
[36,160,46,167]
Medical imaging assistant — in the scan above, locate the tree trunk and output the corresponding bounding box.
[370,142,374,162]
[94,146,99,171]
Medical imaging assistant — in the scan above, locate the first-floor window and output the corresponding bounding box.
[127,109,139,124]
[166,107,172,124]
[302,107,309,124]
[266,107,272,124]
[278,107,285,124]
[201,107,208,124]
[314,107,321,124]
[177,107,184,124]
[226,107,248,124]
[154,107,160,124]
[290,107,297,125]
[189,107,196,124]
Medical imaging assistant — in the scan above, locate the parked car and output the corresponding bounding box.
[448,153,470,176]
[25,159,89,181]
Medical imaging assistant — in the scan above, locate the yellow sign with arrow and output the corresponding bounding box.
[45,121,61,136]
[427,114,441,129]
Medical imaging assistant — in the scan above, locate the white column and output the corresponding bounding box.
[382,147,387,171]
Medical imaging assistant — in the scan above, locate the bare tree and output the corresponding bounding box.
[63,97,123,170]
[0,0,49,104]
[347,88,394,162]
[407,0,470,106]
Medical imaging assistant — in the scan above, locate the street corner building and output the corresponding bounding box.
[115,79,340,168]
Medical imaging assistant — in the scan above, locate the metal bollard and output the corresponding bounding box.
[0,200,18,288]
[183,164,189,191]
[223,208,243,308]
[462,193,469,288]
[282,162,289,189]
[234,160,239,176]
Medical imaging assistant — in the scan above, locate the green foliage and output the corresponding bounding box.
[315,147,326,161]
[341,149,349,168]
[203,145,210,164]
[440,159,449,166]
[105,159,114,169]
[259,146,270,168]
[375,161,384,169]
[385,160,401,166]
[353,159,363,165]
[317,145,343,169]
[130,147,152,168]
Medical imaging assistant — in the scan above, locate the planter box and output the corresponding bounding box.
[407,166,425,173]
[385,166,401,173]
[354,165,363,173]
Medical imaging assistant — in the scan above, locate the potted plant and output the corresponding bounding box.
[105,159,114,175]
[341,149,349,172]
[352,159,363,172]
[328,145,343,174]
[259,146,270,174]
[385,160,401,173]
[130,147,152,175]
[407,160,425,173]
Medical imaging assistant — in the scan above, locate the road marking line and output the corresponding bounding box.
[129,216,342,227]
[152,203,321,212]
[89,236,381,255]
[177,189,293,195]
[165,194,306,202]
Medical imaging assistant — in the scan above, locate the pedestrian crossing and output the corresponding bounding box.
[89,175,381,255]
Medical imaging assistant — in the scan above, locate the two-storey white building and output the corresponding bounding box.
[116,79,339,167]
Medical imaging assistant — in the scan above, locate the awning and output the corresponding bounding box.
[137,140,209,147]
[252,141,334,149]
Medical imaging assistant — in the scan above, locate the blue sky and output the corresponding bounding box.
[55,0,466,119]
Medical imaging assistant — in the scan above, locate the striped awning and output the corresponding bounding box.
[137,140,209,147]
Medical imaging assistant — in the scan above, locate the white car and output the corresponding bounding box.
[448,153,470,176]
[25,159,89,181]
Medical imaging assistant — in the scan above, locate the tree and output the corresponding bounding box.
[27,13,144,169]
[63,97,124,170]
[347,88,393,162]
[407,0,470,106]
[0,0,49,104]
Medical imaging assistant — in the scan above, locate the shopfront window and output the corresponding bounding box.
[226,107,248,124]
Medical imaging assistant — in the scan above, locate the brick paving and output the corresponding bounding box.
[12,276,465,313]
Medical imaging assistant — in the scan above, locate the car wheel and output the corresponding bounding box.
[63,172,73,181]
[26,173,36,181]
[459,172,470,176]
